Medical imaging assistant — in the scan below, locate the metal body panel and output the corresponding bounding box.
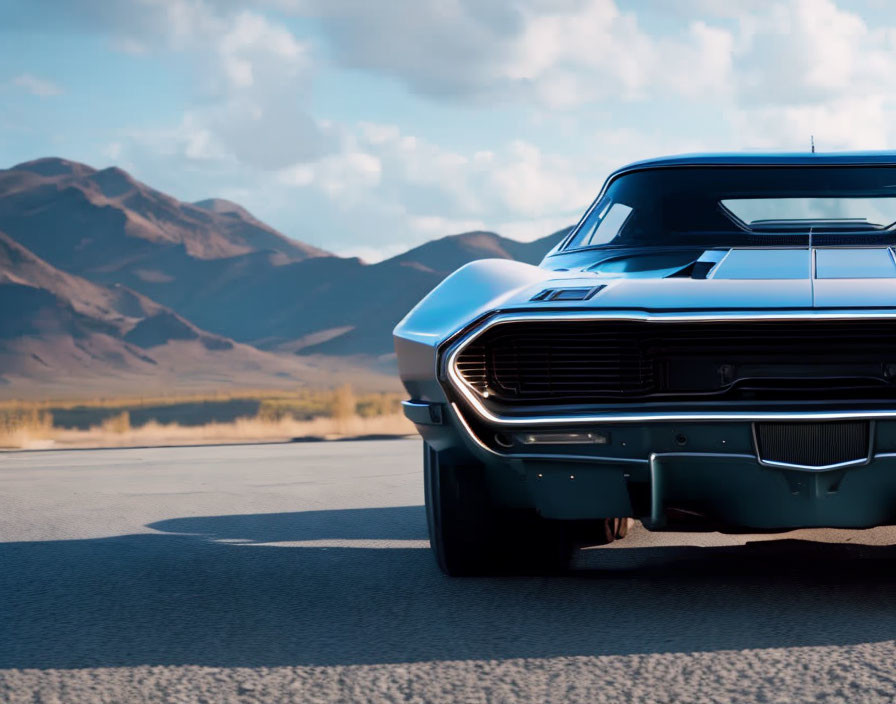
[815,248,896,278]
[646,453,896,530]
[812,278,896,307]
[393,152,896,533]
[403,401,896,529]
[562,278,816,310]
[711,249,810,279]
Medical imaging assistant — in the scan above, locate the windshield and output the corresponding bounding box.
[565,166,896,250]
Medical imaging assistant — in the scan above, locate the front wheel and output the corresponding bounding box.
[424,443,493,576]
[423,444,572,576]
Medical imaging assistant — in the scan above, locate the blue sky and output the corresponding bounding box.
[3,0,896,259]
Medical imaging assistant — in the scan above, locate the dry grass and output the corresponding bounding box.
[0,388,403,416]
[47,413,414,449]
[0,386,414,450]
[0,408,54,449]
[100,411,131,434]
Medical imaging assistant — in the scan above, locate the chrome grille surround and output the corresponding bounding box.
[444,310,896,427]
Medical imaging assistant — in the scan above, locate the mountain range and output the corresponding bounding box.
[0,157,568,397]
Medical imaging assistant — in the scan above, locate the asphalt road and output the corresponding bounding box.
[4,440,896,703]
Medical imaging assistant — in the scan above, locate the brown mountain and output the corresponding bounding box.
[0,230,391,397]
[0,157,571,392]
[127,228,565,357]
[0,157,330,275]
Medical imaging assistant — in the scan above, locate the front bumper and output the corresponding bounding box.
[404,400,896,531]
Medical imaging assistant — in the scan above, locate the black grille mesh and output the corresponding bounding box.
[453,319,896,404]
[455,323,656,400]
[754,421,869,467]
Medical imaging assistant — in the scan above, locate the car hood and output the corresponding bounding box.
[396,248,896,350]
[394,249,896,401]
[506,247,896,311]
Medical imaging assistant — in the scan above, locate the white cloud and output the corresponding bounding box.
[733,96,891,151]
[318,124,598,221]
[281,0,896,150]
[261,123,597,254]
[496,215,576,243]
[85,1,336,171]
[12,73,62,97]
[488,140,593,216]
[727,0,896,149]
[281,0,737,108]
[217,10,308,90]
[25,0,896,257]
[277,149,382,196]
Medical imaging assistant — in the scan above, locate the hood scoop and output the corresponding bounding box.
[666,249,728,279]
[530,285,606,302]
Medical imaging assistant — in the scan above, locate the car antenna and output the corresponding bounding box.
[811,135,815,153]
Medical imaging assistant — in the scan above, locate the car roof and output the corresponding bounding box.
[611,151,896,177]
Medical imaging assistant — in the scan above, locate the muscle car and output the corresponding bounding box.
[394,152,896,575]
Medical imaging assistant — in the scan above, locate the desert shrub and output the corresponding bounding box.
[328,384,356,424]
[100,411,131,434]
[257,392,333,422]
[0,407,53,447]
[356,394,402,418]
[256,401,292,423]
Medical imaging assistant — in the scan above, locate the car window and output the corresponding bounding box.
[563,166,896,251]
[722,197,896,230]
[571,201,634,247]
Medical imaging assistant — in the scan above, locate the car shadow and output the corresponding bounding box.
[3,505,896,670]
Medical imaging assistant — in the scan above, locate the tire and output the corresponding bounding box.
[424,443,573,576]
[424,443,493,576]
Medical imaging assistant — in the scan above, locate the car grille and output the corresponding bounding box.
[452,319,896,406]
[754,421,870,468]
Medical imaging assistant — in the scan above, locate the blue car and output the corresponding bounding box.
[395,152,896,575]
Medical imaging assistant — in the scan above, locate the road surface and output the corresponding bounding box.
[3,440,896,703]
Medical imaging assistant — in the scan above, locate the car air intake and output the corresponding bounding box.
[530,285,606,301]
[754,421,869,468]
[452,319,896,405]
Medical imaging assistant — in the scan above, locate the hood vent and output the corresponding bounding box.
[666,250,728,279]
[530,285,606,302]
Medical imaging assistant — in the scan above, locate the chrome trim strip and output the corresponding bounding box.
[452,402,896,470]
[403,400,432,410]
[650,450,896,465]
[751,420,875,472]
[757,458,869,471]
[449,403,648,465]
[810,247,817,306]
[446,310,896,426]
[650,451,757,460]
